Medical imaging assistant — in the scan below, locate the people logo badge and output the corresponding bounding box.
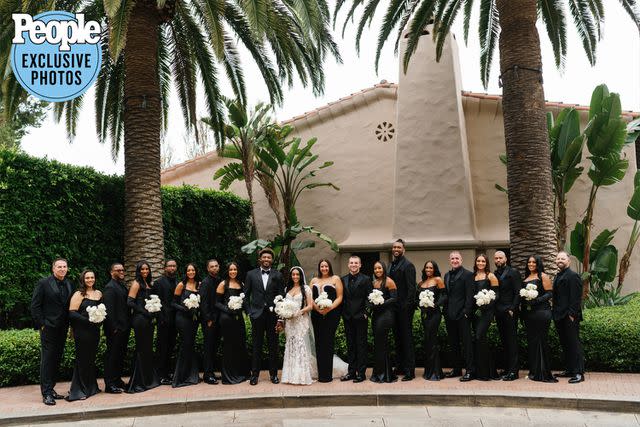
[10,11,102,102]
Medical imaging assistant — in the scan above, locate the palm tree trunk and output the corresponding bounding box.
[123,0,164,278]
[496,0,557,272]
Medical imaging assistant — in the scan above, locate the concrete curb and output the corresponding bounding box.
[1,392,638,425]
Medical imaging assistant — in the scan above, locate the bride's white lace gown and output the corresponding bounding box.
[281,288,317,385]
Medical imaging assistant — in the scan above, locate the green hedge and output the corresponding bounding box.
[1,296,638,387]
[0,150,251,329]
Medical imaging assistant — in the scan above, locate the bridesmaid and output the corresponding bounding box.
[310,259,344,383]
[215,262,250,384]
[521,255,557,382]
[418,260,447,381]
[126,260,160,393]
[172,263,201,387]
[370,261,398,383]
[472,254,499,381]
[66,269,103,401]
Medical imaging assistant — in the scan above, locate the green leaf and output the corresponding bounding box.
[494,183,508,194]
[569,222,586,262]
[291,240,315,250]
[589,84,610,121]
[589,228,618,264]
[627,174,640,221]
[588,154,629,187]
[104,0,123,18]
[591,245,618,283]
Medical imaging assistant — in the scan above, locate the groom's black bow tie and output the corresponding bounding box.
[262,270,270,275]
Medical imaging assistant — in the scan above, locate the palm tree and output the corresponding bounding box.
[336,0,640,271]
[1,0,340,275]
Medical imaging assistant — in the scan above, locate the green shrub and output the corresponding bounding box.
[0,150,251,328]
[1,296,638,387]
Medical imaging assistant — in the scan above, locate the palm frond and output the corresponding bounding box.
[402,0,437,72]
[157,25,171,133]
[355,0,382,54]
[568,0,598,65]
[618,0,640,32]
[169,7,198,136]
[241,0,268,35]
[538,0,567,69]
[434,0,463,61]
[108,0,134,60]
[463,0,474,44]
[478,0,498,89]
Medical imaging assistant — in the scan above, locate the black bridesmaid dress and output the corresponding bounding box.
[419,285,446,381]
[172,287,201,387]
[370,280,397,383]
[215,285,250,384]
[472,278,498,380]
[311,283,342,382]
[67,298,102,401]
[521,278,557,382]
[126,285,160,393]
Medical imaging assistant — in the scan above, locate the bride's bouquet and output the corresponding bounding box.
[271,295,299,319]
[418,289,435,308]
[314,291,332,310]
[519,283,539,301]
[474,289,496,307]
[228,293,245,311]
[368,289,385,306]
[184,293,201,310]
[87,303,107,323]
[145,294,162,313]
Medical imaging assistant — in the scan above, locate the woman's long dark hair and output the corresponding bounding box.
[78,269,95,296]
[421,260,442,281]
[473,254,491,276]
[223,261,240,290]
[525,255,545,282]
[181,262,200,290]
[286,267,307,310]
[373,261,389,288]
[317,259,334,278]
[135,260,152,288]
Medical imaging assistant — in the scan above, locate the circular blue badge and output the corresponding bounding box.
[10,11,102,102]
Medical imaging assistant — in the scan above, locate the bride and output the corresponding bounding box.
[280,266,317,385]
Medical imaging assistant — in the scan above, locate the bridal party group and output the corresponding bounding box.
[30,239,585,406]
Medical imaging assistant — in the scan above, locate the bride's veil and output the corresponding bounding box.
[290,266,318,378]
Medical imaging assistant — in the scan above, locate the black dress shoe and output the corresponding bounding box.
[445,369,462,378]
[340,374,355,382]
[50,392,65,400]
[353,376,366,383]
[250,376,258,386]
[554,370,573,378]
[105,386,123,394]
[542,377,559,383]
[568,374,585,384]
[160,377,172,385]
[502,372,519,381]
[459,373,474,382]
[43,395,56,406]
[401,375,415,382]
[204,376,218,385]
[271,376,280,384]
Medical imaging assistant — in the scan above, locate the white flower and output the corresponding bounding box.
[314,291,333,310]
[183,293,201,310]
[228,293,244,311]
[519,283,539,301]
[368,289,385,306]
[87,303,107,323]
[419,289,436,308]
[145,294,162,313]
[474,289,496,307]
[273,295,299,319]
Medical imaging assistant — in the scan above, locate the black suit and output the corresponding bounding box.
[153,275,177,379]
[443,267,475,373]
[31,275,74,397]
[200,274,222,379]
[103,278,131,389]
[388,256,417,376]
[243,267,285,376]
[552,267,585,375]
[494,265,522,375]
[341,272,373,378]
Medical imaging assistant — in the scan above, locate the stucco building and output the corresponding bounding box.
[161,31,640,291]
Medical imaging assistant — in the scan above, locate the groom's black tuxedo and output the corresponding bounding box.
[341,272,372,378]
[244,267,285,376]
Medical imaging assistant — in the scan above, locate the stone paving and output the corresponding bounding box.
[1,370,639,426]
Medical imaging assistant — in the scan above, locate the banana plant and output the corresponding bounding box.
[618,171,640,288]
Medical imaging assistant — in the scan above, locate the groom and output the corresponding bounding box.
[244,248,285,385]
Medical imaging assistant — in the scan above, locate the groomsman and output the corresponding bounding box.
[200,259,222,384]
[31,258,74,405]
[103,262,130,394]
[244,248,285,385]
[340,255,373,382]
[493,251,522,381]
[154,259,178,385]
[552,251,585,383]
[443,251,475,381]
[389,239,417,381]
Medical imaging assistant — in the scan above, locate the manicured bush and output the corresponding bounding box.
[1,295,638,387]
[0,150,251,329]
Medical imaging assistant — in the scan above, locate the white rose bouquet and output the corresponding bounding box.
[145,294,162,313]
[314,291,332,310]
[474,289,496,307]
[519,283,539,301]
[184,293,201,310]
[228,293,245,311]
[87,303,107,323]
[271,295,299,319]
[368,289,385,306]
[419,289,435,308]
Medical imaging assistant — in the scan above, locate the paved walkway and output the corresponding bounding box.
[1,370,639,426]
